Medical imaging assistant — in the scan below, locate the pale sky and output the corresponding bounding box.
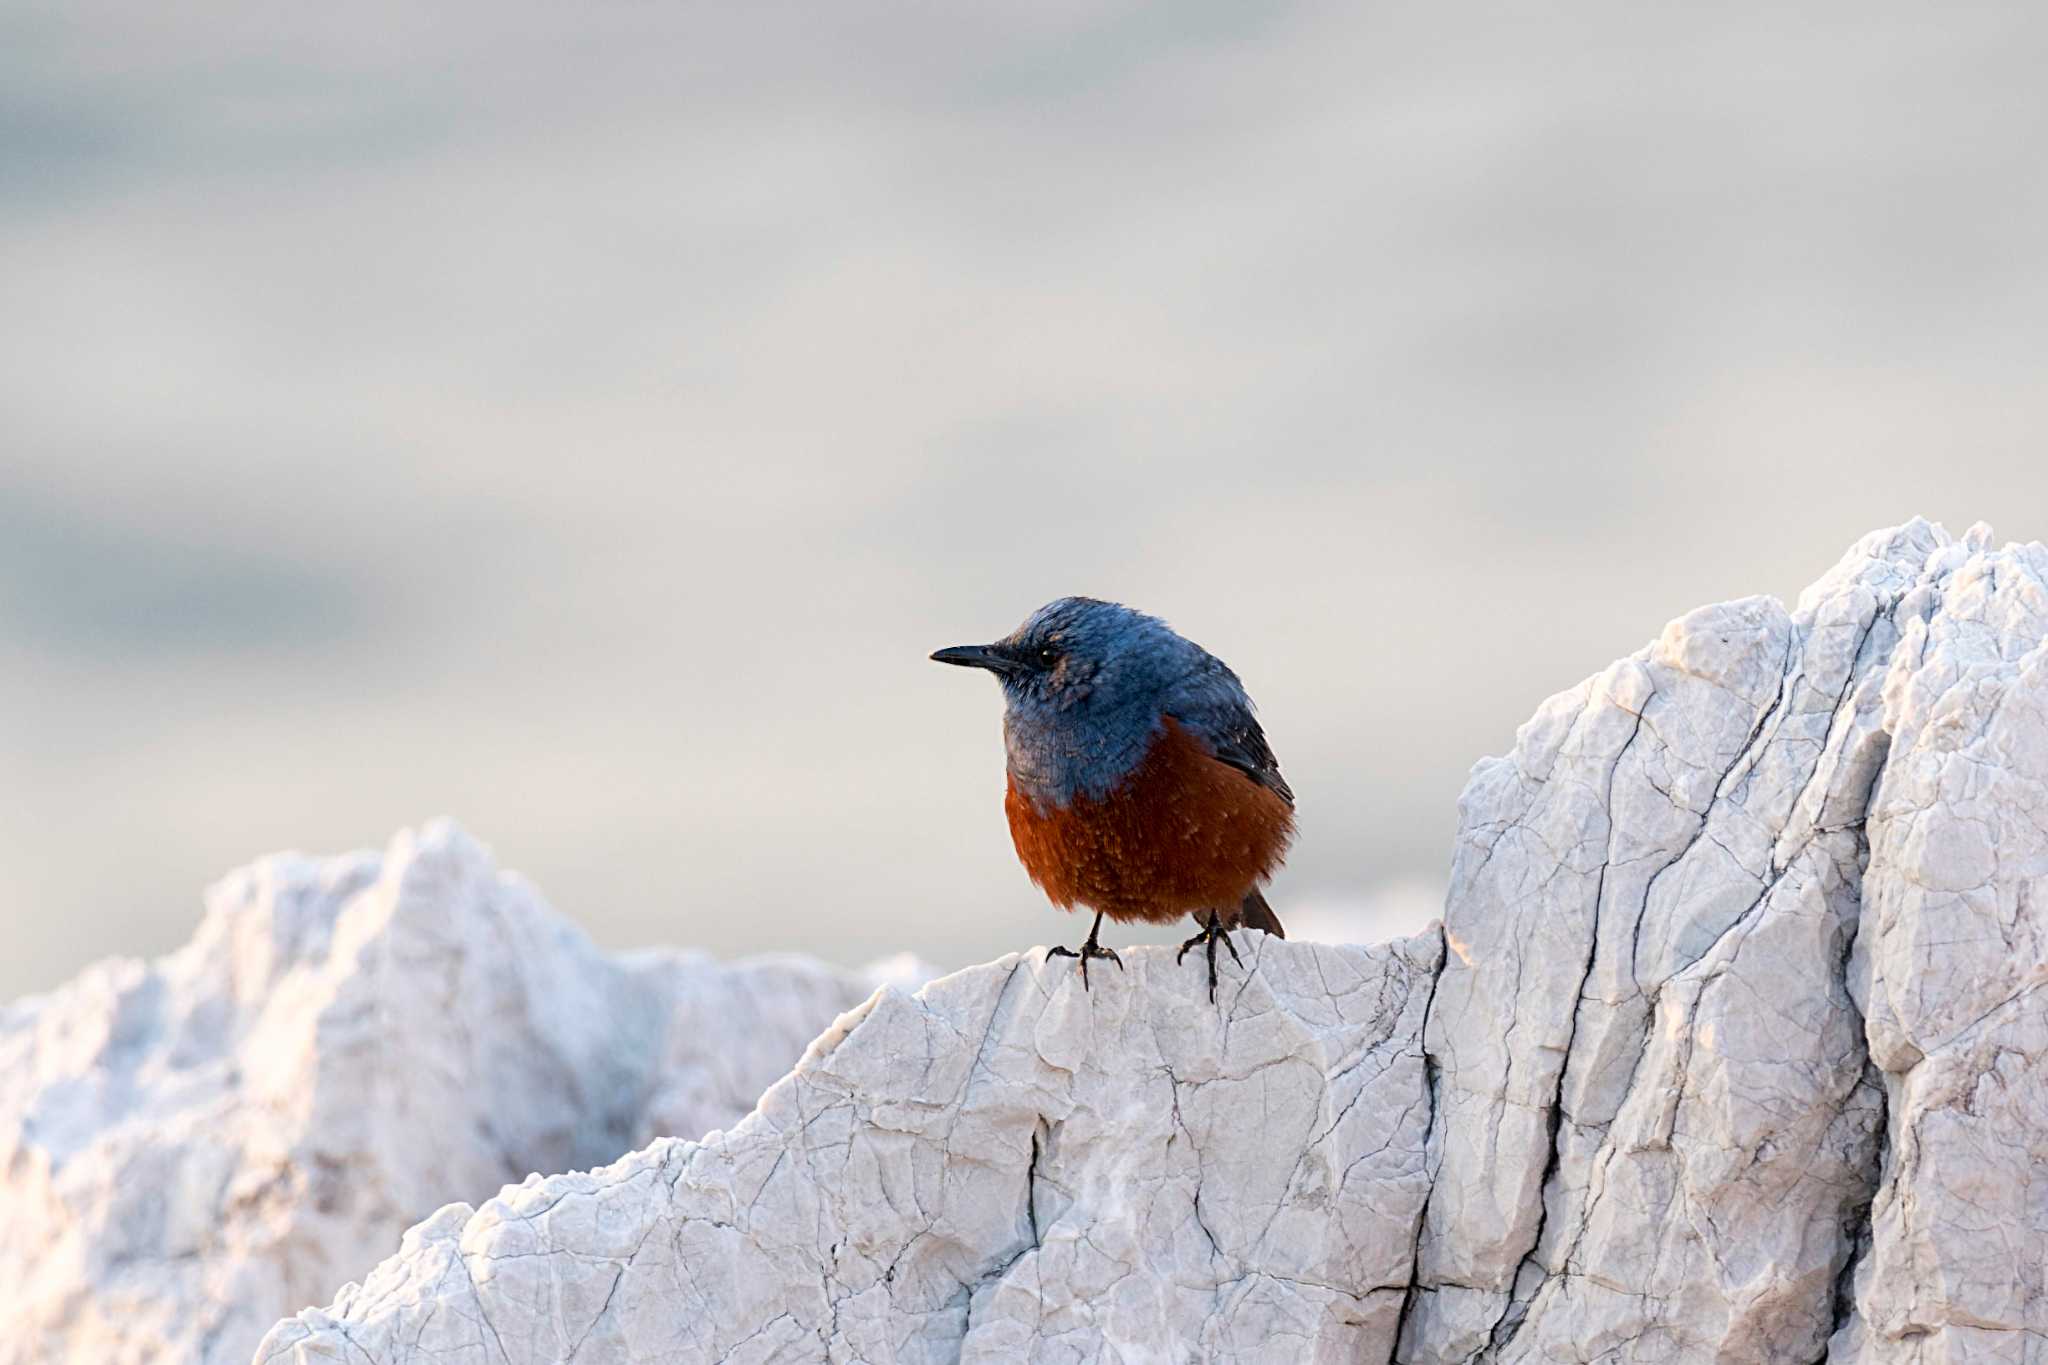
[4,0,2046,1000]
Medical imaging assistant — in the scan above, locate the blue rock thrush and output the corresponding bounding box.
[932,597,1294,999]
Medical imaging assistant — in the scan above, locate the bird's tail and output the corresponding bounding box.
[1237,887,1285,940]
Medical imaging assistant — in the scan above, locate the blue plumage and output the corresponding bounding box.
[956,597,1288,812]
[931,596,1294,997]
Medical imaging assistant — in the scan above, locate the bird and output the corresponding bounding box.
[931,597,1294,999]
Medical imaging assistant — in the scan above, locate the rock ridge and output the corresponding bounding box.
[264,521,2048,1363]
[17,518,2048,1365]
[0,822,916,1365]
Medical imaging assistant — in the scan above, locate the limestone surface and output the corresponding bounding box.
[254,931,1443,1365]
[1836,529,2048,1363]
[1400,519,2048,1364]
[0,822,910,1365]
[29,520,2048,1365]
[266,522,2048,1364]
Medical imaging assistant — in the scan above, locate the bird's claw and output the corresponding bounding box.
[1047,939,1124,990]
[1177,916,1239,1002]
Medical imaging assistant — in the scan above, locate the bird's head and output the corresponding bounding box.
[931,596,1192,711]
[932,597,1210,804]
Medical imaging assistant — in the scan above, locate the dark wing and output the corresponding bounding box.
[1168,668,1295,807]
[1201,710,1295,807]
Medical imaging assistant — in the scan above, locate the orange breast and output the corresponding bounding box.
[1004,717,1296,925]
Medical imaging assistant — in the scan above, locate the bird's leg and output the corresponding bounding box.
[1176,911,1241,1002]
[1045,910,1124,989]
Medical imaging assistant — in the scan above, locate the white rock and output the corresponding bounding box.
[254,932,1444,1365]
[1399,519,2048,1364]
[1834,525,2048,1363]
[23,521,2048,1365]
[0,821,909,1365]
[256,520,2042,1365]
[1400,524,1935,1363]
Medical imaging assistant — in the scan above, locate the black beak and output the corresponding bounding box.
[930,643,1015,674]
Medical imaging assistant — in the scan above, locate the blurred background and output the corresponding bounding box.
[4,0,2045,1000]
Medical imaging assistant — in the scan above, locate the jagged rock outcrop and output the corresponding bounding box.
[1399,520,2048,1364]
[1837,530,2048,1363]
[1400,527,1918,1362]
[0,822,917,1365]
[262,522,2048,1363]
[32,521,2048,1364]
[255,932,1444,1364]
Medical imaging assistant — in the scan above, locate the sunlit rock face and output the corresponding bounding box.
[0,822,909,1365]
[255,931,1445,1365]
[15,521,2048,1365]
[1409,520,2048,1364]
[262,522,2048,1364]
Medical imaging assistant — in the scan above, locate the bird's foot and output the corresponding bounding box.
[1176,915,1241,1002]
[1046,938,1123,990]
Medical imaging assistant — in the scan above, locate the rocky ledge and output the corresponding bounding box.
[11,519,2047,1364]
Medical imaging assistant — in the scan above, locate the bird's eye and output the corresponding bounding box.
[1037,646,1058,667]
